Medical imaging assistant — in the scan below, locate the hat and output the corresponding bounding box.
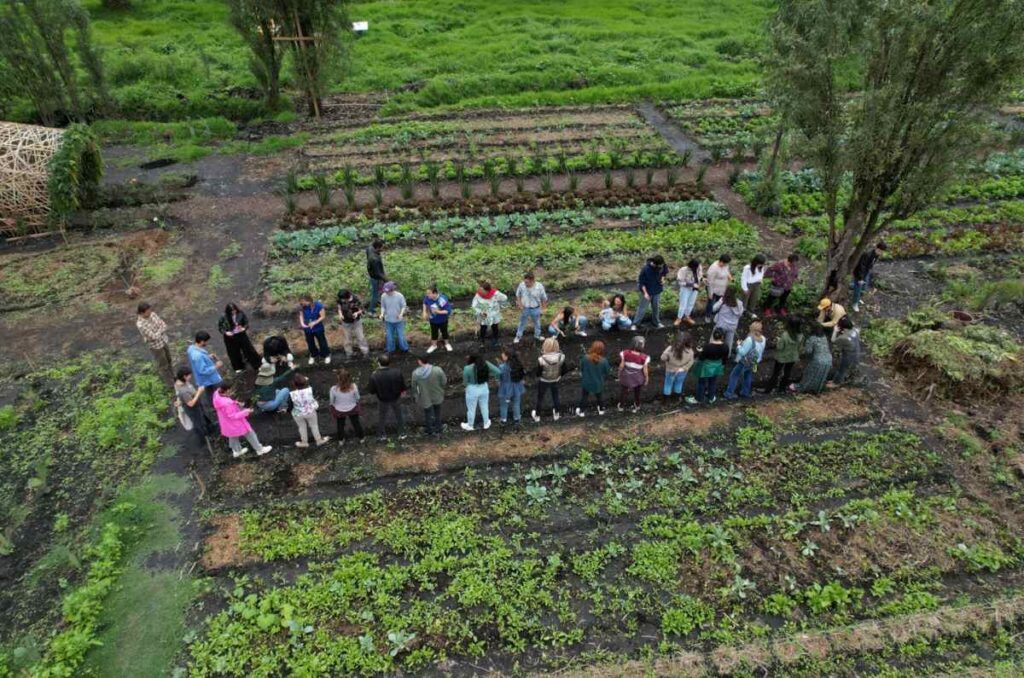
[255,362,275,385]
[383,281,397,293]
[817,298,832,311]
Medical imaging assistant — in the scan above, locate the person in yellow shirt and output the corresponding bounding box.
[817,298,847,341]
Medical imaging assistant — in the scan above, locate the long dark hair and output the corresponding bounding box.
[224,302,241,318]
[672,332,695,360]
[562,306,574,326]
[335,368,354,392]
[468,354,488,383]
[784,317,802,340]
[503,348,524,378]
[723,287,738,307]
[687,258,700,279]
[750,254,766,273]
[611,293,626,311]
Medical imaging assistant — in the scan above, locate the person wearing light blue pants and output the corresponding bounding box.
[548,306,588,337]
[257,388,290,412]
[497,348,526,425]
[675,258,702,326]
[380,281,409,354]
[514,272,548,343]
[724,322,766,399]
[660,332,695,398]
[600,294,632,331]
[461,355,501,431]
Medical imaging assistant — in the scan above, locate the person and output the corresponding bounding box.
[254,362,293,412]
[704,254,733,321]
[712,287,744,356]
[576,340,611,417]
[336,289,370,359]
[686,328,729,405]
[136,302,174,386]
[497,348,526,427]
[829,316,861,386]
[600,294,633,331]
[212,381,272,458]
[764,317,802,393]
[548,306,588,338]
[740,254,767,317]
[532,337,565,422]
[299,294,331,365]
[791,325,833,394]
[412,354,447,436]
[289,374,330,448]
[329,368,364,443]
[851,241,887,312]
[422,285,453,353]
[618,335,650,412]
[514,272,548,343]
[368,354,406,440]
[263,337,295,372]
[675,259,702,327]
[661,332,695,399]
[633,254,669,329]
[817,297,847,341]
[366,239,386,315]
[187,331,223,415]
[763,254,800,317]
[380,281,410,354]
[218,302,261,373]
[472,281,508,347]
[174,367,211,449]
[461,355,501,431]
[724,322,766,399]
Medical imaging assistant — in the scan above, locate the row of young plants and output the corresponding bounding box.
[190,424,1019,675]
[271,200,729,254]
[264,218,759,304]
[663,100,777,153]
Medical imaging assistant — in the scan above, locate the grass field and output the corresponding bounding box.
[79,0,769,122]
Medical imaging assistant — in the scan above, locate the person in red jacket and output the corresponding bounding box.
[762,253,800,317]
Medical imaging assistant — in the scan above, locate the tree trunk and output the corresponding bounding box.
[823,209,866,302]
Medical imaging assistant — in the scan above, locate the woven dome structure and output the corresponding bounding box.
[0,122,66,233]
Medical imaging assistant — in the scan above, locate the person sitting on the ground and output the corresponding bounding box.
[262,335,295,369]
[548,305,588,338]
[254,362,294,413]
[600,294,633,331]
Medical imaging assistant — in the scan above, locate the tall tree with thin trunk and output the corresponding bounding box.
[226,0,284,111]
[273,0,348,118]
[767,0,1024,298]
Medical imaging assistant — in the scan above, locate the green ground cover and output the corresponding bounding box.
[74,0,768,123]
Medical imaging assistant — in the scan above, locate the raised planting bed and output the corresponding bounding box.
[662,99,778,155]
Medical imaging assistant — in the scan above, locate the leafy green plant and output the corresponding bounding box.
[49,124,103,223]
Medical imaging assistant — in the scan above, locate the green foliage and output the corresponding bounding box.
[802,581,862,616]
[660,595,714,636]
[950,542,1014,573]
[0,406,16,432]
[48,124,103,223]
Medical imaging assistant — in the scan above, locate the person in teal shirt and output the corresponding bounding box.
[576,340,611,416]
[461,355,501,431]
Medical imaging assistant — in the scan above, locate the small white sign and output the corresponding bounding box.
[352,21,368,33]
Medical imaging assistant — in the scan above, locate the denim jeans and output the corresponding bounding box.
[304,329,330,359]
[384,320,409,353]
[663,370,687,396]
[368,277,383,315]
[601,316,632,331]
[633,293,662,327]
[516,307,543,340]
[548,316,588,335]
[696,376,718,402]
[465,383,490,427]
[499,390,522,422]
[422,404,443,435]
[851,272,872,306]
[704,293,722,320]
[256,387,290,412]
[677,288,699,319]
[724,363,754,398]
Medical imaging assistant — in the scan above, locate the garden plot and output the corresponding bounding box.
[262,198,758,310]
[661,99,777,156]
[188,396,1024,676]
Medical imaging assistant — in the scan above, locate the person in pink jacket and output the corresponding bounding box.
[212,382,273,459]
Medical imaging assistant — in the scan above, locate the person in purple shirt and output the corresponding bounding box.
[422,285,453,354]
[632,254,669,329]
[299,293,331,366]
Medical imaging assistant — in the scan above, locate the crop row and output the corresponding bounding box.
[189,427,1016,676]
[664,101,777,151]
[271,200,728,254]
[264,218,758,303]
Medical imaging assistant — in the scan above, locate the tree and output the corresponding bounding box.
[226,0,284,110]
[0,0,108,125]
[273,0,348,118]
[766,0,1024,298]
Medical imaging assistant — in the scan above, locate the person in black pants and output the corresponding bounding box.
[218,302,262,373]
[368,354,406,441]
[366,239,387,315]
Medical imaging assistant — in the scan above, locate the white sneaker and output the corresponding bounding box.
[629,325,638,331]
[632,405,640,414]
[295,441,309,448]
[286,353,294,362]
[597,407,605,416]
[460,422,474,432]
[445,342,453,352]
[232,447,249,458]
[514,337,521,345]
[853,303,861,312]
[316,436,331,446]
[552,409,560,421]
[257,445,273,456]
[617,403,624,412]
[483,420,491,430]
[235,369,244,374]
[308,357,315,366]
[575,408,585,418]
[531,410,540,423]
[324,356,331,365]
[576,330,587,337]
[427,344,438,354]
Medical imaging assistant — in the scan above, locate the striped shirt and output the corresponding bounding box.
[136,312,169,350]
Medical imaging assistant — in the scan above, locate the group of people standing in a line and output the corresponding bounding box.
[136,238,882,458]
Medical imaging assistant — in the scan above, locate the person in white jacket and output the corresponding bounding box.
[740,254,767,318]
[675,258,702,327]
